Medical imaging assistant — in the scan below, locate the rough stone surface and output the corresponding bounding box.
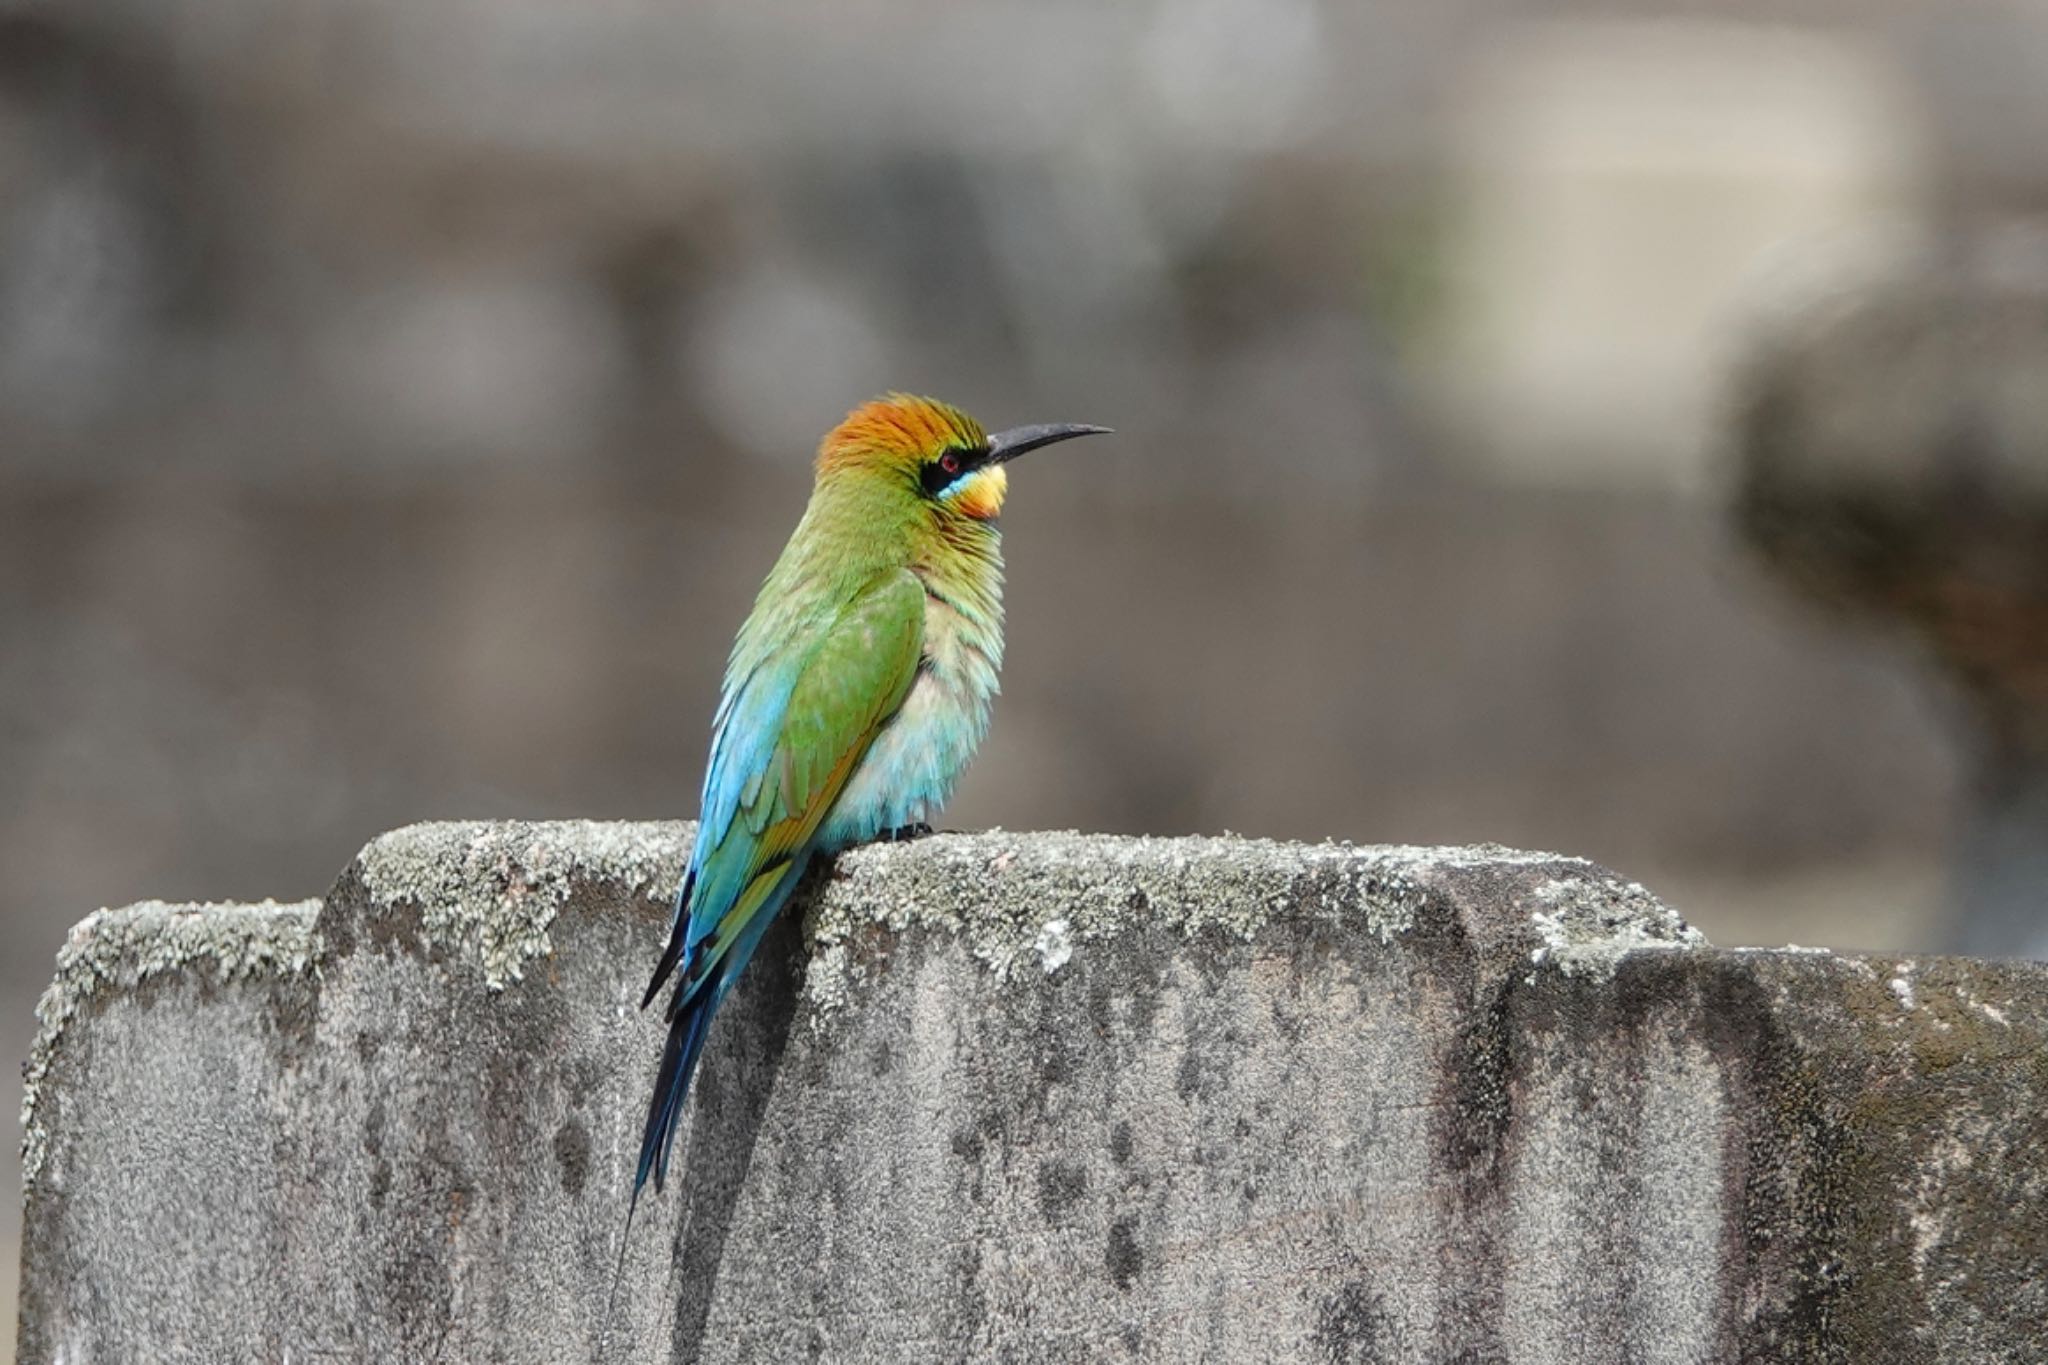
[17,823,2048,1363]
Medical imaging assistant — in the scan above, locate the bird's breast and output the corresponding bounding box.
[820,587,1003,850]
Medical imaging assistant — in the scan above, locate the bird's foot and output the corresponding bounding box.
[881,822,934,843]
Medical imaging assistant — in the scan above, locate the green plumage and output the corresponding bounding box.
[630,394,1106,1206]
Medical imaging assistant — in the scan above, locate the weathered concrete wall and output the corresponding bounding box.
[17,823,2048,1363]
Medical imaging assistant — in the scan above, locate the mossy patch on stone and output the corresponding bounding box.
[799,831,1477,1017]
[351,820,686,990]
[1526,874,1707,981]
[20,898,321,1194]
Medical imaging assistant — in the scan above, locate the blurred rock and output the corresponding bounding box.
[1733,225,2048,957]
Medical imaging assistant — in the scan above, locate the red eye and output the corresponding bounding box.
[939,452,961,475]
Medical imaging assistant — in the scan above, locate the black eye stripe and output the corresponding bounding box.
[921,445,987,496]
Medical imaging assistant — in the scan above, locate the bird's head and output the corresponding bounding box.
[816,393,1109,522]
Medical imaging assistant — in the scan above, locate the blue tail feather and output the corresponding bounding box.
[635,988,719,1197]
[640,869,696,1011]
[631,858,809,1199]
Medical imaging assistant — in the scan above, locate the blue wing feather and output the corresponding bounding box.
[694,658,800,857]
[633,571,925,1200]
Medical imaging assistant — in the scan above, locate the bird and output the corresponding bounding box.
[632,392,1109,1205]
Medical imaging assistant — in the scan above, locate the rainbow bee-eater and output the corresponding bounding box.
[633,393,1109,1202]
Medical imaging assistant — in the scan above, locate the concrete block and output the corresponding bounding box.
[17,823,2048,1362]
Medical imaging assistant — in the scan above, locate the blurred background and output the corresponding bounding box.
[10,0,2048,1345]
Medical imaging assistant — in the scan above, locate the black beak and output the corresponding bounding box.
[984,422,1113,465]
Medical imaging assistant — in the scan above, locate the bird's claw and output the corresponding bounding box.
[881,822,934,843]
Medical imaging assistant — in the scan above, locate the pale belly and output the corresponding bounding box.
[819,593,999,850]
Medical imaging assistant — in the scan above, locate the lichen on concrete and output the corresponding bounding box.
[1525,873,1707,980]
[23,822,2048,1362]
[352,820,685,990]
[1031,917,1074,973]
[1889,962,1921,1012]
[345,823,1647,1012]
[800,830,1442,1016]
[20,898,322,1194]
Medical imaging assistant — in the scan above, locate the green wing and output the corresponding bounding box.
[670,568,926,1003]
